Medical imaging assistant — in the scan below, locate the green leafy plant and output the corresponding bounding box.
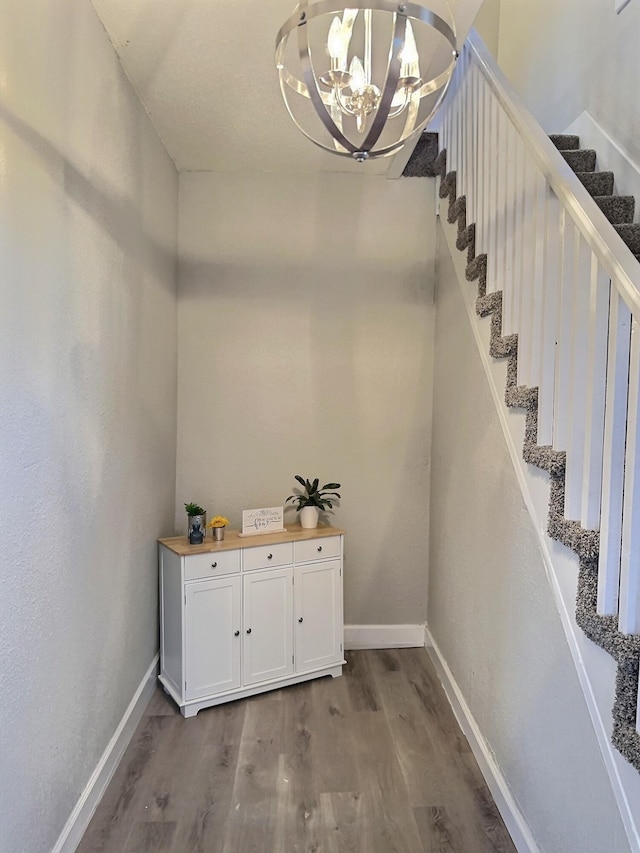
[286,476,341,512]
[184,501,206,516]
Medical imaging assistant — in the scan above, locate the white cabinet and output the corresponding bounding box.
[243,567,294,685]
[185,575,241,700]
[158,526,345,717]
[294,559,342,672]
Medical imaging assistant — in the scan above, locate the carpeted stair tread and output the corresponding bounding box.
[614,224,640,254]
[576,171,615,196]
[550,134,580,151]
[594,195,635,224]
[561,149,597,172]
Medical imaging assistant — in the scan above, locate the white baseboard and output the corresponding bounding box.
[52,654,159,853]
[425,630,539,853]
[344,624,426,650]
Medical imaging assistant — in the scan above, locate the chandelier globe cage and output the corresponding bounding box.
[275,0,458,161]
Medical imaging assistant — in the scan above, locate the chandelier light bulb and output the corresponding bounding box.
[349,55,367,92]
[275,0,458,160]
[400,20,419,76]
[327,17,346,66]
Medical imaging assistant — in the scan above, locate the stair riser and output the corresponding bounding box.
[614,224,640,254]
[562,149,597,172]
[550,134,580,151]
[577,171,615,196]
[594,196,635,224]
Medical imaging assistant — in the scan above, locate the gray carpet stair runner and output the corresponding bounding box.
[550,133,640,259]
[403,130,640,774]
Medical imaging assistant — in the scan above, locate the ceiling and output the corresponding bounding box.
[91,0,480,175]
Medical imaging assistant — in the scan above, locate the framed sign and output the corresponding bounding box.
[240,506,286,537]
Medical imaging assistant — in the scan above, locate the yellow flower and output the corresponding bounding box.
[208,515,230,528]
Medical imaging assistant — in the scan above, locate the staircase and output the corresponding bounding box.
[550,134,640,261]
[407,27,640,849]
[432,136,640,774]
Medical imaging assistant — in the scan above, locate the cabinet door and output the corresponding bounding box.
[294,560,343,672]
[185,576,241,701]
[243,567,294,685]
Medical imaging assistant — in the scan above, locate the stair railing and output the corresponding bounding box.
[437,29,640,729]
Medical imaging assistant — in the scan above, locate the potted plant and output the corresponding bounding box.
[208,515,230,541]
[184,502,207,543]
[286,475,341,529]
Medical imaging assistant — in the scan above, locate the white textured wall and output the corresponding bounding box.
[177,171,435,626]
[496,0,640,164]
[428,225,630,852]
[0,4,178,851]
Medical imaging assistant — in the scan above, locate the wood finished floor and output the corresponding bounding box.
[77,649,516,853]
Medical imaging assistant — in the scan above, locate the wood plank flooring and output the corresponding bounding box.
[77,649,516,853]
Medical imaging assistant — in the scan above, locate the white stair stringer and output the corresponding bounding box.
[435,155,640,851]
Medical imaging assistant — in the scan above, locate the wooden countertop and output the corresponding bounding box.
[158,523,346,557]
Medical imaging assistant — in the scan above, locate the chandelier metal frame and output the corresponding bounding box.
[275,0,458,160]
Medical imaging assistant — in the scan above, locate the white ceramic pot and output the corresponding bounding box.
[300,506,320,529]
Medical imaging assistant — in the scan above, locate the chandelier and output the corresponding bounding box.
[275,1,457,161]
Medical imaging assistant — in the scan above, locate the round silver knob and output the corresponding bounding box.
[211,562,218,568]
[317,546,322,552]
[298,617,303,623]
[234,630,240,637]
[246,628,252,634]
[267,553,273,560]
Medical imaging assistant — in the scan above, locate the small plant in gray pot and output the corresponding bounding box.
[185,502,207,544]
[286,476,341,529]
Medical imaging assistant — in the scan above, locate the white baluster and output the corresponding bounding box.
[482,78,492,259]
[444,58,456,164]
[454,59,462,186]
[441,94,449,159]
[537,190,562,447]
[449,83,458,175]
[470,60,479,229]
[477,77,488,257]
[493,112,509,301]
[517,153,537,387]
[501,121,517,336]
[619,317,640,635]
[505,134,525,338]
[459,48,467,200]
[598,286,631,616]
[581,264,611,530]
[553,215,576,452]
[464,56,474,222]
[486,90,499,294]
[475,62,483,233]
[528,172,548,390]
[564,239,595,521]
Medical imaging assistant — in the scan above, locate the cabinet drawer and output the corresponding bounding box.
[184,550,240,582]
[294,536,341,564]
[243,541,293,572]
